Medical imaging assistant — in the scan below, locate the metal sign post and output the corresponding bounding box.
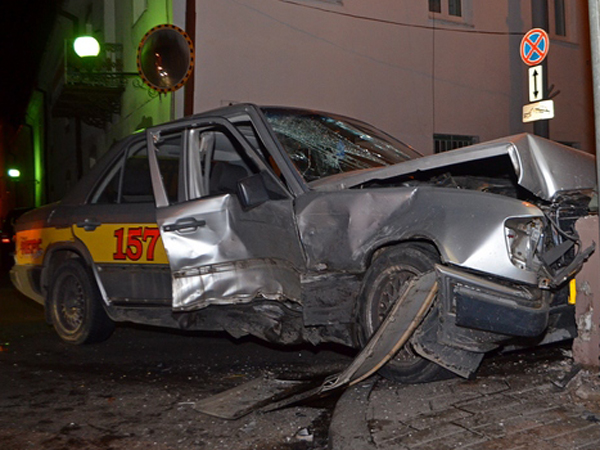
[527,1,550,138]
[520,28,554,128]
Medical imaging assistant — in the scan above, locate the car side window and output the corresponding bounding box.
[234,121,285,180]
[187,128,257,201]
[92,140,153,204]
[154,133,183,204]
[121,143,154,203]
[93,161,122,204]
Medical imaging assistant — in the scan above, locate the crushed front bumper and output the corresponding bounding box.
[412,264,554,378]
[437,264,549,339]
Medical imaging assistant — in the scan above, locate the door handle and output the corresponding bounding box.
[163,217,206,233]
[76,218,102,232]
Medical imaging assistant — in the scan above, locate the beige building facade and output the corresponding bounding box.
[191,0,593,154]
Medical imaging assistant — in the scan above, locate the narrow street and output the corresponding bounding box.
[3,268,600,450]
[0,271,352,450]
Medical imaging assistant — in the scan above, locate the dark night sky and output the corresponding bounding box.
[0,1,59,128]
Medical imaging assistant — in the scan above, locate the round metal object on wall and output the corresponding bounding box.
[137,24,194,93]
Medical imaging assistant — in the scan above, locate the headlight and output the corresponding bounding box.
[504,218,544,271]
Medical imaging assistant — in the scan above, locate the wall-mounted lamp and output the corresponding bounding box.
[73,35,101,57]
[7,169,21,179]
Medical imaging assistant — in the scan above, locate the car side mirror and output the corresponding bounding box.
[237,172,270,209]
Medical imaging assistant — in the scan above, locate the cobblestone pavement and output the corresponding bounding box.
[330,351,600,450]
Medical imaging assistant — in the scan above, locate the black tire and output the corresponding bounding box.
[48,259,115,345]
[359,244,450,383]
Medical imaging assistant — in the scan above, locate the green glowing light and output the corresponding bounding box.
[73,36,100,57]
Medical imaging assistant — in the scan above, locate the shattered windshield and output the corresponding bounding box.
[263,108,419,183]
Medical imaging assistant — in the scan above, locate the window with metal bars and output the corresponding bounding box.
[433,134,479,153]
[429,0,462,17]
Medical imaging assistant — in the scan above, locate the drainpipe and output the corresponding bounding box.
[184,0,196,116]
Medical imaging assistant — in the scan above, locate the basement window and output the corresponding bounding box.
[434,134,479,153]
[429,0,462,17]
[429,0,472,25]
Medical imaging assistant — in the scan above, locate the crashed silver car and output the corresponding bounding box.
[11,103,596,383]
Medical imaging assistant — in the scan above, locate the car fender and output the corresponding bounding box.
[41,237,108,305]
[296,186,544,285]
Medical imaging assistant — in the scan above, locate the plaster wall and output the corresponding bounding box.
[193,0,594,154]
[574,215,600,368]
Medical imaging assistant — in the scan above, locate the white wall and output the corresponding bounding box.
[193,0,593,154]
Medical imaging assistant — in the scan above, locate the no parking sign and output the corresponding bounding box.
[520,28,550,66]
[520,28,553,123]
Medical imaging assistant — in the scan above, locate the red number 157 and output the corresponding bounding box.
[113,226,160,261]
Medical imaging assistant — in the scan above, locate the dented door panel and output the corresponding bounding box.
[156,194,303,311]
[147,119,305,312]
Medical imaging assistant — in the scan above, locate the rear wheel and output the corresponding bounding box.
[48,259,115,345]
[359,244,450,383]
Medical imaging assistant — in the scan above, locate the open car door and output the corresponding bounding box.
[146,117,305,312]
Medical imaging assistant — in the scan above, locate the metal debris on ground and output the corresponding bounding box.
[552,363,582,388]
[294,427,313,442]
[194,272,437,419]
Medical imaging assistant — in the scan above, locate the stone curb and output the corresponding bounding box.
[329,379,377,450]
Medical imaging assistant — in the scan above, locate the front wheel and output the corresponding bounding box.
[359,244,450,383]
[48,259,115,345]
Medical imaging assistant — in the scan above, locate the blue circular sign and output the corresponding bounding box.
[520,28,550,66]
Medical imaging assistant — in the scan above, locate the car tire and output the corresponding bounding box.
[359,244,451,383]
[48,259,115,345]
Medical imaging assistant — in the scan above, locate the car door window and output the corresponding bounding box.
[91,140,151,204]
[93,162,122,204]
[187,128,257,201]
[90,141,154,204]
[92,133,183,205]
[152,121,304,312]
[154,133,183,204]
[121,143,154,203]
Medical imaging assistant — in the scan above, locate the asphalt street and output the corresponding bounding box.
[3,269,600,450]
[0,271,352,449]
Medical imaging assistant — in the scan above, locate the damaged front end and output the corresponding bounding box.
[375,136,597,379]
[412,208,594,378]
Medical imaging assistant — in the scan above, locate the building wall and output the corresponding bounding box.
[26,0,596,204]
[35,0,181,202]
[574,216,600,368]
[25,90,45,208]
[108,0,177,141]
[192,0,593,154]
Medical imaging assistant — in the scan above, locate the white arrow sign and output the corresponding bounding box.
[528,65,543,102]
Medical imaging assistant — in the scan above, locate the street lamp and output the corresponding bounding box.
[7,169,20,179]
[73,36,101,57]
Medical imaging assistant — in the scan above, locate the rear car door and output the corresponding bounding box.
[147,118,305,312]
[72,137,172,305]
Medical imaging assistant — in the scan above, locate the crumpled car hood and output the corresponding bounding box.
[312,133,596,201]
